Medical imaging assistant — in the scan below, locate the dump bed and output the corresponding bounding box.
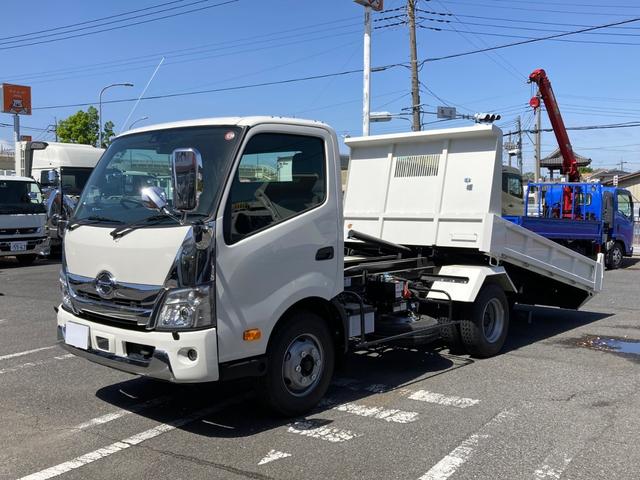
[343,125,603,298]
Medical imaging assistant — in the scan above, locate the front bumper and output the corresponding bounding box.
[0,236,50,257]
[57,306,219,383]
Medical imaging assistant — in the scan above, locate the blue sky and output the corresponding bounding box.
[1,0,640,174]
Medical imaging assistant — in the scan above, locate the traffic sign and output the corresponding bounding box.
[354,0,384,11]
[20,135,32,142]
[1,83,32,115]
[613,175,619,186]
[437,106,457,119]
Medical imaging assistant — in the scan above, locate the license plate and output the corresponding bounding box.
[10,241,27,252]
[65,322,89,350]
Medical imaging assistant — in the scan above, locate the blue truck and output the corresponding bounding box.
[505,182,634,269]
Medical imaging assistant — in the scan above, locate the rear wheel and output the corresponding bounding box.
[459,284,510,358]
[259,312,335,417]
[606,242,624,270]
[16,254,37,266]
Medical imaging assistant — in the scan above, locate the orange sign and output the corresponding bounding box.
[20,135,32,142]
[2,83,32,115]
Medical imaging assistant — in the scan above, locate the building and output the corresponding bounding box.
[585,168,629,184]
[540,148,591,179]
[0,151,13,173]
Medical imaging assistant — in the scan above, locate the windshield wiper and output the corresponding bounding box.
[110,214,179,240]
[68,216,124,231]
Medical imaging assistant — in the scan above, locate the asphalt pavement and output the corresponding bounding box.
[1,255,640,480]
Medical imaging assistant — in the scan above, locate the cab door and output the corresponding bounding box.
[214,124,342,363]
[614,189,634,253]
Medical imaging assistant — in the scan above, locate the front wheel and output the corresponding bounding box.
[606,242,624,270]
[459,284,510,358]
[259,312,335,417]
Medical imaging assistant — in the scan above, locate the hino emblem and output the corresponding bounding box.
[95,271,116,299]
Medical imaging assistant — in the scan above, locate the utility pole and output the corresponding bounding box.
[362,5,372,136]
[535,97,542,181]
[516,115,523,174]
[619,159,628,172]
[53,116,58,141]
[408,0,421,131]
[13,114,20,172]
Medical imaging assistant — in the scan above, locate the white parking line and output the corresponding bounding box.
[72,396,170,430]
[258,450,291,465]
[418,409,517,480]
[0,345,57,361]
[0,354,74,375]
[287,420,360,443]
[322,399,419,423]
[18,395,249,480]
[0,319,6,324]
[534,451,573,479]
[408,390,480,409]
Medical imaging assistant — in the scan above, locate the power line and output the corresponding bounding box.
[439,0,640,17]
[423,16,640,63]
[0,0,189,42]
[0,0,240,51]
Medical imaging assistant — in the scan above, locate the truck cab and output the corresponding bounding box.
[501,165,524,216]
[0,175,50,265]
[20,141,104,250]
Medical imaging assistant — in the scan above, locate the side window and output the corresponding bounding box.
[225,133,326,244]
[617,192,632,218]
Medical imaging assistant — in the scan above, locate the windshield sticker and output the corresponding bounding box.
[225,131,236,141]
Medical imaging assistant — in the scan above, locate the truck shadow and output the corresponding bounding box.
[92,305,611,439]
[504,305,612,353]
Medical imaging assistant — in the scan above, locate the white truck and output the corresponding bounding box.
[0,175,50,265]
[56,117,603,416]
[16,141,104,250]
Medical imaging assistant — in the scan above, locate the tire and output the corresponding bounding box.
[16,254,37,266]
[606,242,624,270]
[438,314,464,354]
[459,284,510,358]
[259,311,335,417]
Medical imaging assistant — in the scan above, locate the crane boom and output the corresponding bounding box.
[528,69,580,182]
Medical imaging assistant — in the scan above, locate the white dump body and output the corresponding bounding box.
[343,124,603,296]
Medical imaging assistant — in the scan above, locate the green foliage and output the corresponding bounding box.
[522,171,536,181]
[56,106,115,147]
[579,166,593,174]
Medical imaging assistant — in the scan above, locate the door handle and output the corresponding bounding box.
[315,246,334,261]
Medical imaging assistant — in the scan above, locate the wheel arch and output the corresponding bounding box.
[267,296,348,356]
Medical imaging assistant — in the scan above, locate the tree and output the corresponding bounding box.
[579,166,593,174]
[56,106,115,147]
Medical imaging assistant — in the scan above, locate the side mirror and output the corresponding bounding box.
[140,186,168,211]
[50,213,60,227]
[47,170,60,185]
[57,218,68,239]
[171,148,203,212]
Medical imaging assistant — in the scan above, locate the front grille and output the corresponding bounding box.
[0,238,43,252]
[73,290,146,310]
[0,227,38,235]
[77,310,149,331]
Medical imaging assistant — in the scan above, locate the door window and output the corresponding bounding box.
[225,133,326,244]
[617,192,633,219]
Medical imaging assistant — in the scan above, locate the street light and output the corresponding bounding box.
[128,116,149,130]
[98,82,133,147]
[369,111,412,123]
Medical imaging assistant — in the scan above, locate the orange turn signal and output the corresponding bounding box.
[243,329,261,341]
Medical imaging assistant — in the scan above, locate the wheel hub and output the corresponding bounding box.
[482,298,505,344]
[282,334,323,396]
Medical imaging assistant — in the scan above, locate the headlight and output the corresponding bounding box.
[59,269,74,312]
[156,284,213,331]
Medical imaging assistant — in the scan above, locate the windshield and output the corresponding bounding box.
[502,173,523,199]
[0,180,45,214]
[41,167,94,197]
[74,126,242,224]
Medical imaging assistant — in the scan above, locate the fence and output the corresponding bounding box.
[634,218,640,251]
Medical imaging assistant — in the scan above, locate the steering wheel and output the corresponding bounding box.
[119,197,145,209]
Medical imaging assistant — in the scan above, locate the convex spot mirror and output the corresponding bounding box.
[171,148,203,212]
[140,186,168,211]
[47,170,59,185]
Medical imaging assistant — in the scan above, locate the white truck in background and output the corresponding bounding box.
[16,141,104,250]
[0,175,49,265]
[56,117,603,416]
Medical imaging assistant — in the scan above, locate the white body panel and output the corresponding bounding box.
[343,125,502,248]
[214,122,343,363]
[428,265,516,303]
[19,141,104,177]
[64,225,190,285]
